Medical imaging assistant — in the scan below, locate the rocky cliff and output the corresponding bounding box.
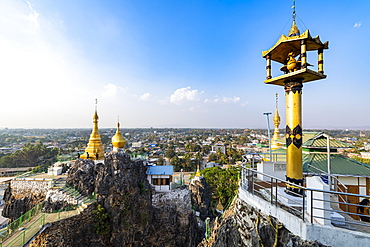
[29,151,202,246]
[198,198,327,247]
[2,180,50,220]
[189,176,213,221]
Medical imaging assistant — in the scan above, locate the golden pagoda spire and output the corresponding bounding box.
[288,0,300,37]
[272,93,282,150]
[195,165,201,177]
[81,99,105,161]
[112,116,126,151]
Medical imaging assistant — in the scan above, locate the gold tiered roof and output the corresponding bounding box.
[81,101,105,160]
[262,29,329,86]
[112,121,126,150]
[262,30,329,64]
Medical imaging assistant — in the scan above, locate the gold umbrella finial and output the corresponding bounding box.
[288,0,300,37]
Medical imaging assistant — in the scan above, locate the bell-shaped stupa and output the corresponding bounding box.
[112,119,126,152]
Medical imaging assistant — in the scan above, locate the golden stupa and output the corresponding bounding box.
[271,93,283,150]
[81,100,105,160]
[111,120,126,151]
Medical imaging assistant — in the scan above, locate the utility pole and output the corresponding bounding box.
[263,112,272,161]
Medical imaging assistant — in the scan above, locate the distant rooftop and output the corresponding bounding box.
[147,165,174,175]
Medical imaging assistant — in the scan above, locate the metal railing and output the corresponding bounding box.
[0,202,45,242]
[0,183,96,246]
[244,152,348,194]
[241,165,370,231]
[306,164,349,211]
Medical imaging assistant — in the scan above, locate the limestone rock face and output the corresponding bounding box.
[66,158,96,196]
[151,188,202,247]
[43,189,78,213]
[189,176,213,221]
[198,198,327,247]
[29,203,108,247]
[2,182,48,220]
[30,152,202,247]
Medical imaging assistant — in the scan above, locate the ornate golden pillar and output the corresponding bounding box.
[300,40,307,68]
[261,4,328,196]
[285,79,303,194]
[318,48,324,74]
[266,55,272,80]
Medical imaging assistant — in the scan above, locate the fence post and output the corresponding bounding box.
[302,188,305,222]
[22,230,25,245]
[40,214,44,226]
[310,190,313,223]
[275,179,278,207]
[270,177,273,204]
[251,170,254,195]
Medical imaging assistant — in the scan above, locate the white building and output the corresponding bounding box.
[147,165,174,192]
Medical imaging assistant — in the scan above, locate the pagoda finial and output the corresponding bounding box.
[112,116,126,151]
[288,0,300,37]
[273,93,280,125]
[275,92,278,109]
[93,99,99,123]
[195,165,201,177]
[272,93,282,150]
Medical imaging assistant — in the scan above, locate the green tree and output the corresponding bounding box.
[157,156,164,166]
[202,145,211,154]
[11,142,58,167]
[202,166,240,209]
[208,153,218,162]
[170,155,182,171]
[165,148,176,160]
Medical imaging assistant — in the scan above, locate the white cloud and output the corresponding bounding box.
[240,101,249,107]
[26,1,39,27]
[204,96,241,104]
[222,96,240,103]
[169,86,203,104]
[102,83,118,97]
[139,92,151,101]
[354,22,362,28]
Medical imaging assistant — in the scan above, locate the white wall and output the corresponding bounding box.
[306,176,330,225]
[257,162,286,181]
[338,176,367,195]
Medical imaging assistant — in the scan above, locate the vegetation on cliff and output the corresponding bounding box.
[201,166,240,209]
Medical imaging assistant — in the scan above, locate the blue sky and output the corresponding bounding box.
[0,0,369,129]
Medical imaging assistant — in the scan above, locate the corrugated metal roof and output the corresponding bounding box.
[276,132,322,144]
[271,150,370,176]
[304,136,352,148]
[147,165,174,175]
[303,154,370,176]
[275,132,352,148]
